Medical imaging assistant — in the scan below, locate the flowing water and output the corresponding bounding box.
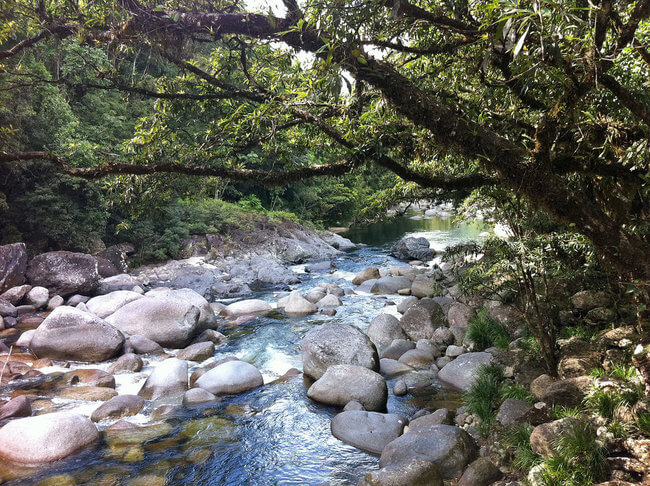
[2,214,487,486]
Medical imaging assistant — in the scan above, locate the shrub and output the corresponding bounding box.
[504,424,541,473]
[539,421,608,486]
[466,308,511,351]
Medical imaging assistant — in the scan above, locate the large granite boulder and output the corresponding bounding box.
[86,290,144,319]
[390,237,435,261]
[145,287,217,330]
[379,425,478,479]
[194,360,264,395]
[138,358,188,400]
[367,314,407,352]
[359,456,443,486]
[307,364,387,411]
[30,306,124,362]
[0,412,98,463]
[26,251,102,297]
[437,352,492,391]
[400,298,447,340]
[106,297,201,348]
[301,323,379,380]
[224,299,273,317]
[0,243,27,294]
[371,276,413,295]
[457,458,502,486]
[95,273,139,294]
[331,410,406,454]
[530,417,580,457]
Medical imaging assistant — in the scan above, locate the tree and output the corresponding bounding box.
[0,0,649,279]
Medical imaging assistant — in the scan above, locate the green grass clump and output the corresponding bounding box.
[504,424,541,473]
[552,406,582,419]
[583,383,644,420]
[500,382,536,402]
[466,308,511,351]
[589,364,638,381]
[558,325,599,341]
[464,363,505,427]
[636,412,650,435]
[539,421,608,486]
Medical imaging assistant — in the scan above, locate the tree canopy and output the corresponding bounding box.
[1,0,649,277]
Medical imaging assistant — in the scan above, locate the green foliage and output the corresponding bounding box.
[539,421,608,486]
[466,308,511,351]
[464,363,506,428]
[636,412,650,435]
[500,382,535,403]
[503,424,541,473]
[589,365,638,382]
[559,325,599,341]
[552,406,583,420]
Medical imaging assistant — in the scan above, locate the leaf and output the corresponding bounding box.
[513,25,530,58]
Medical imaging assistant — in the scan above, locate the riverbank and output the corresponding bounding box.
[0,213,647,485]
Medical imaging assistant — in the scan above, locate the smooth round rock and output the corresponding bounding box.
[307,364,387,411]
[224,299,272,317]
[368,314,407,352]
[91,395,145,422]
[195,360,263,395]
[331,410,406,454]
[30,306,124,362]
[301,323,379,380]
[108,353,144,374]
[86,291,144,319]
[437,352,492,391]
[177,341,215,362]
[138,358,188,400]
[182,388,218,406]
[0,412,99,463]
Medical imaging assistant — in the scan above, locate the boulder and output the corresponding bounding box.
[25,286,49,308]
[30,306,125,362]
[379,358,414,377]
[108,353,143,374]
[0,243,27,294]
[64,368,115,388]
[307,365,388,411]
[90,395,145,422]
[496,398,535,426]
[316,293,342,308]
[445,345,465,357]
[194,360,264,395]
[367,314,407,351]
[0,395,32,421]
[457,458,502,486]
[447,302,475,328]
[86,290,144,319]
[26,251,102,297]
[106,297,201,348]
[182,388,218,406]
[305,259,335,272]
[381,339,416,360]
[301,323,379,380]
[393,380,407,396]
[224,299,272,317]
[138,358,188,400]
[0,299,17,317]
[359,456,443,486]
[438,352,492,391]
[400,298,447,340]
[380,425,478,479]
[191,329,226,346]
[96,274,139,294]
[145,287,216,330]
[284,291,318,315]
[409,409,454,429]
[353,267,380,286]
[0,412,98,463]
[530,417,579,457]
[344,400,365,411]
[58,386,117,401]
[431,327,455,347]
[305,288,327,304]
[371,276,413,295]
[331,410,406,454]
[47,295,64,310]
[15,329,36,348]
[530,374,555,400]
[0,284,31,305]
[539,378,586,407]
[411,276,437,299]
[397,296,418,314]
[398,349,435,368]
[126,335,165,355]
[390,237,435,261]
[571,290,612,311]
[177,341,215,362]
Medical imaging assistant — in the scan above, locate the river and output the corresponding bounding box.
[3,214,487,486]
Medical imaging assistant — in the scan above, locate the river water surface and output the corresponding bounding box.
[3,214,486,486]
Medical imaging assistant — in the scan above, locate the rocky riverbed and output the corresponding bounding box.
[1,212,644,485]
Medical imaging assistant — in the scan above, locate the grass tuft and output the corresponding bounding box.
[466,308,511,351]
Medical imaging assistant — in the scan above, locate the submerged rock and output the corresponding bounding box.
[331,410,406,454]
[307,364,387,411]
[301,323,379,380]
